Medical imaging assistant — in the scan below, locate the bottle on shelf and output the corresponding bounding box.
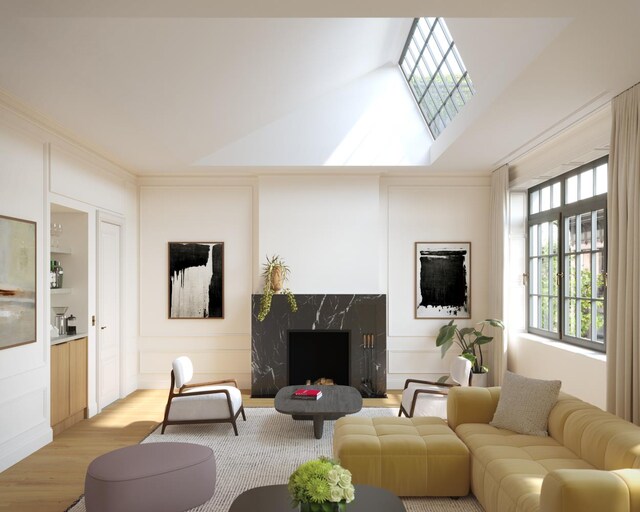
[50,260,64,289]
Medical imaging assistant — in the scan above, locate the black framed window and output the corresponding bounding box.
[527,156,608,352]
[399,17,475,139]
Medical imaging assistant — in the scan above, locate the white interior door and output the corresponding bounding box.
[98,219,121,409]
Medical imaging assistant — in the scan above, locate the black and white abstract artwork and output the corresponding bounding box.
[169,242,223,319]
[415,242,470,319]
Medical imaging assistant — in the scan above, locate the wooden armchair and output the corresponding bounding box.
[398,356,472,418]
[161,356,246,435]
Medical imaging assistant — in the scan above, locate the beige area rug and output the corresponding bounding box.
[68,408,484,512]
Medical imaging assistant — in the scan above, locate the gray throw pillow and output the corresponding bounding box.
[490,371,561,436]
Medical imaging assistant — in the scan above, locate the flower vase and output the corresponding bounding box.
[471,372,488,387]
[270,266,284,293]
[299,502,347,512]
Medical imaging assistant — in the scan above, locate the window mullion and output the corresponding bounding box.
[557,212,563,338]
[546,224,552,331]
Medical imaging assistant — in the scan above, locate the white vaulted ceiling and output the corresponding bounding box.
[0,0,639,175]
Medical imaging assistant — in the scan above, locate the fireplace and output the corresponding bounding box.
[288,330,349,386]
[251,294,386,398]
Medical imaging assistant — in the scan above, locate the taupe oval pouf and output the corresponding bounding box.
[85,442,216,512]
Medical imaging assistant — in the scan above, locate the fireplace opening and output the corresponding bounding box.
[288,330,349,386]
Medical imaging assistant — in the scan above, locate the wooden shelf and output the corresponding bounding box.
[51,246,72,255]
[51,288,72,295]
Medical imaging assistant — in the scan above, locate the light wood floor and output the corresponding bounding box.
[0,389,401,512]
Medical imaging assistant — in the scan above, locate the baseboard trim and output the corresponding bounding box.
[0,422,52,472]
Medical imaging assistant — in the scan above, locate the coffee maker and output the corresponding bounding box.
[52,306,69,336]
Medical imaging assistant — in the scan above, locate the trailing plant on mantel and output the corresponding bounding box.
[258,254,298,321]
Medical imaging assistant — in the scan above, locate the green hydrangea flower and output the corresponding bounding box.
[289,457,355,508]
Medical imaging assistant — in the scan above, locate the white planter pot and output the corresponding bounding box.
[471,372,488,387]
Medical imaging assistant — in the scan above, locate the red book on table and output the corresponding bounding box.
[292,389,323,399]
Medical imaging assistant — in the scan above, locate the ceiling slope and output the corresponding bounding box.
[0,1,638,175]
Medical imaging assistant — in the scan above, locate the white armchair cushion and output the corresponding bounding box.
[172,356,194,388]
[401,383,448,418]
[450,356,472,386]
[168,385,243,421]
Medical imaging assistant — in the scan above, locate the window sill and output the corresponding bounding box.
[514,332,606,363]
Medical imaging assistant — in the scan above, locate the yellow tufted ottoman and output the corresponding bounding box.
[333,416,469,497]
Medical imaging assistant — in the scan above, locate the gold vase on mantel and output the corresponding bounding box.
[270,266,284,293]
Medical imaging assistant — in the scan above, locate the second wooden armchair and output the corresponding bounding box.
[398,356,472,419]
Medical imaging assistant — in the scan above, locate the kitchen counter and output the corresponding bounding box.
[51,333,87,346]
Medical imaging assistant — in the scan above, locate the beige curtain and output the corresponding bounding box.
[489,165,509,385]
[607,83,640,422]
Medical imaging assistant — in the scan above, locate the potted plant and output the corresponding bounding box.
[288,457,355,512]
[258,254,298,321]
[435,318,505,386]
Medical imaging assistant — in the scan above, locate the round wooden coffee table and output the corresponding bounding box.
[274,385,363,439]
[229,484,406,512]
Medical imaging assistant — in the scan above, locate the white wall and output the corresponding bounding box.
[138,184,254,389]
[138,175,383,389]
[0,99,138,472]
[509,333,606,409]
[258,175,381,293]
[137,174,494,392]
[384,177,492,388]
[0,111,50,472]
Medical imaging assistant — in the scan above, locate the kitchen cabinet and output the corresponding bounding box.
[50,336,87,435]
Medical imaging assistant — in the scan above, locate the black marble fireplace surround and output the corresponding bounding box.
[251,294,386,398]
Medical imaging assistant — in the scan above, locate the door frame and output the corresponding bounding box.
[96,211,126,412]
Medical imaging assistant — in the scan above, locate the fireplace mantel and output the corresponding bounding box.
[251,294,386,398]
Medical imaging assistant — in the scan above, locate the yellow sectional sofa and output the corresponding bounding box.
[448,386,640,512]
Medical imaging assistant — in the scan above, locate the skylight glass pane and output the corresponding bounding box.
[399,17,475,139]
[410,75,426,99]
[451,89,465,110]
[446,53,463,80]
[413,26,426,47]
[444,100,457,119]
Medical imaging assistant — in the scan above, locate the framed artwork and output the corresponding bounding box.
[168,242,224,319]
[0,215,37,349]
[415,242,470,319]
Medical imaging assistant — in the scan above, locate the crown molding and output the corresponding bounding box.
[0,88,138,183]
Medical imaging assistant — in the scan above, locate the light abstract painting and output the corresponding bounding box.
[0,215,37,349]
[415,241,470,319]
[169,242,223,319]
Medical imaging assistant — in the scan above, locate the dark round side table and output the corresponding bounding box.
[229,484,406,512]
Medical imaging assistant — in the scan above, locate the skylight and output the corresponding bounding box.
[399,17,475,139]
